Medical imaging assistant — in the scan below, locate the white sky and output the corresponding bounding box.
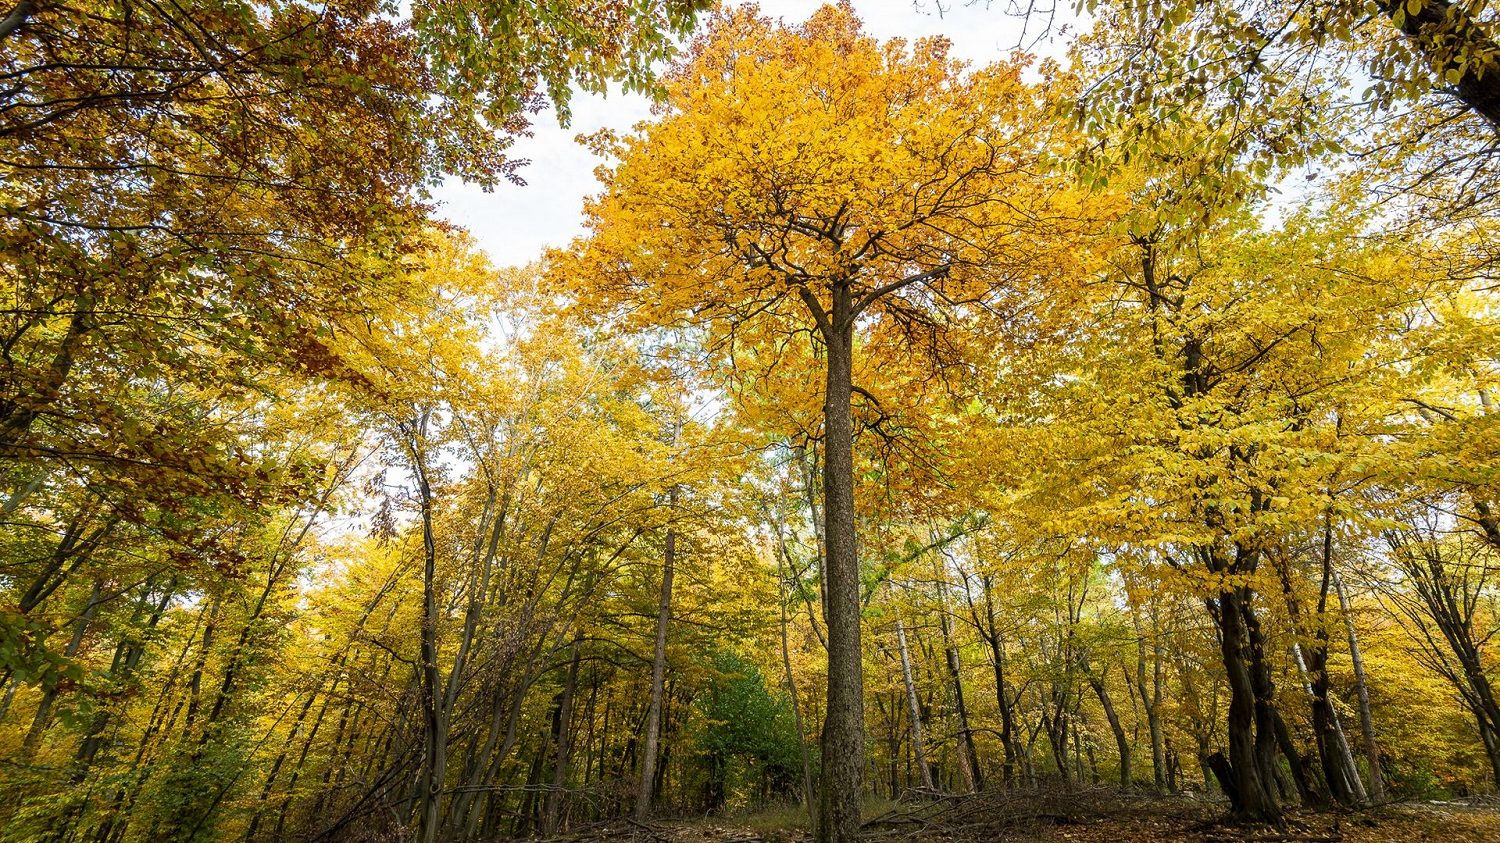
[431,0,1079,269]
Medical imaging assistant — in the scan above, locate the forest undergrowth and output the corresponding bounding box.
[549,789,1500,843]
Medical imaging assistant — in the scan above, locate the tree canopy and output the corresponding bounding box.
[3,2,1500,842]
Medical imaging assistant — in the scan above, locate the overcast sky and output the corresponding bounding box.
[431,1,1079,269]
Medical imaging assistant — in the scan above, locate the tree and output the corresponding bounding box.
[0,0,696,481]
[557,5,1099,837]
[1379,504,1500,783]
[0,0,709,736]
[345,237,698,841]
[1065,0,1500,126]
[637,487,679,820]
[1064,0,1500,281]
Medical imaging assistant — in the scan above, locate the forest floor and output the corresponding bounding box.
[548,789,1500,843]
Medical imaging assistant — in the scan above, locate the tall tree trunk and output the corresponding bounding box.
[1211,587,1281,822]
[652,682,674,803]
[1073,717,1088,783]
[938,580,981,792]
[581,669,600,797]
[1333,569,1385,802]
[895,618,934,792]
[814,285,863,843]
[0,299,89,453]
[544,641,583,836]
[635,496,676,821]
[1086,665,1131,787]
[409,415,446,843]
[514,735,548,838]
[875,694,898,799]
[1278,538,1359,807]
[1134,608,1167,790]
[1317,519,1366,803]
[1247,599,1306,809]
[270,673,340,841]
[1388,527,1500,782]
[1459,661,1500,782]
[1272,678,1320,804]
[980,574,1019,785]
[777,531,817,831]
[184,599,220,730]
[597,685,614,803]
[74,580,176,773]
[245,682,325,842]
[454,645,549,838]
[1291,640,1362,805]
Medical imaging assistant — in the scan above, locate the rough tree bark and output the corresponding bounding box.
[1211,583,1281,821]
[1383,0,1500,127]
[810,280,864,843]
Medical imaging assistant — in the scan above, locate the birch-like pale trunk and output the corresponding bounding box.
[1334,569,1385,802]
[896,618,934,792]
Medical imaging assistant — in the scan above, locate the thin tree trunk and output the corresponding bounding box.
[184,599,221,730]
[937,582,981,792]
[409,414,445,843]
[895,618,934,792]
[1072,718,1085,783]
[777,529,817,831]
[581,668,600,798]
[1333,569,1385,802]
[515,735,548,838]
[1086,666,1131,787]
[544,641,583,836]
[1134,608,1167,791]
[271,673,339,841]
[1319,520,1366,803]
[597,685,613,805]
[74,580,176,773]
[1292,641,1364,804]
[454,655,543,838]
[0,299,89,452]
[1394,531,1500,783]
[636,492,677,820]
[245,681,325,842]
[1278,534,1359,807]
[979,574,1019,785]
